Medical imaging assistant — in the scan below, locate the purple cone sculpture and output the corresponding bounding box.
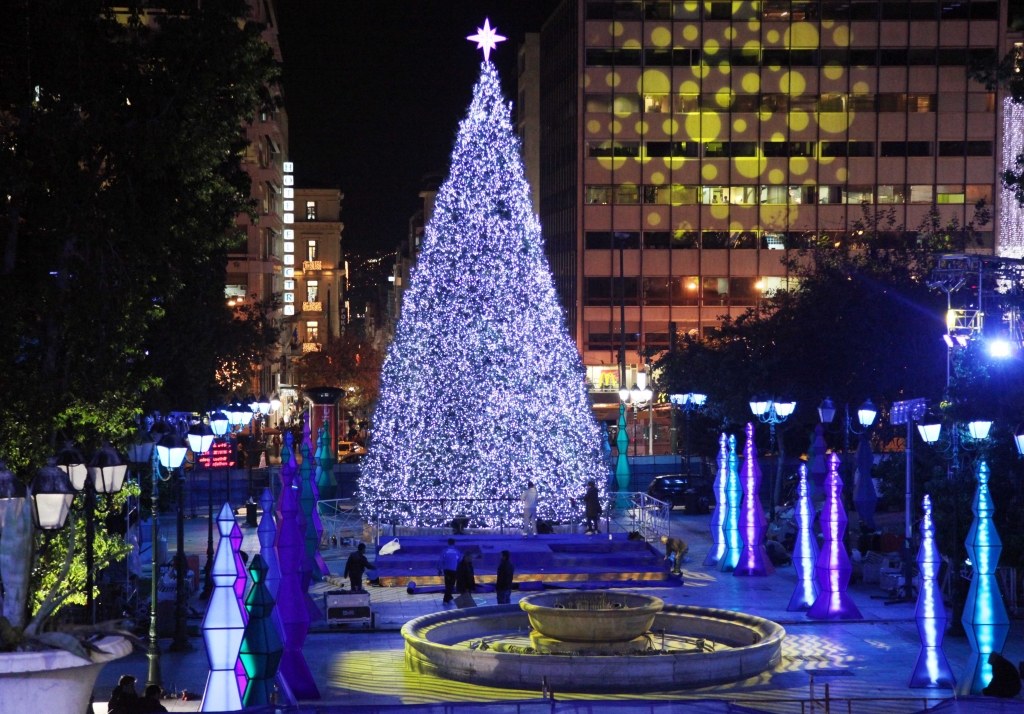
[239,554,284,707]
[808,424,828,498]
[910,494,955,689]
[735,423,773,576]
[853,435,878,531]
[258,488,284,642]
[274,433,320,700]
[808,453,862,620]
[200,503,245,712]
[230,521,249,699]
[309,426,330,577]
[296,418,322,618]
[703,433,729,567]
[958,460,1009,695]
[717,434,742,572]
[788,464,820,611]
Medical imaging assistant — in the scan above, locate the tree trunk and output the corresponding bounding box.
[773,426,786,514]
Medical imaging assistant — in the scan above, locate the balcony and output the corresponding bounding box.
[303,260,322,271]
[302,301,322,312]
[301,342,322,353]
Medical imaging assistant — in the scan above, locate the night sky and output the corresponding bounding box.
[276,1,561,256]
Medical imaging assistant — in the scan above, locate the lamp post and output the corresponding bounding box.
[144,418,171,688]
[202,411,230,600]
[29,459,75,531]
[818,397,877,509]
[157,429,190,652]
[669,393,707,476]
[86,442,127,624]
[620,372,654,466]
[749,398,796,520]
[889,398,928,604]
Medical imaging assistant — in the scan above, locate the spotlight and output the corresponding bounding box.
[988,339,1012,359]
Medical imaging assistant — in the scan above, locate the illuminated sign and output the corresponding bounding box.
[284,200,294,211]
[283,175,293,186]
[302,302,322,312]
[198,442,237,469]
[283,187,294,199]
[303,261,322,271]
[283,255,294,265]
[283,305,295,316]
[283,267,294,278]
[283,162,294,173]
[284,242,294,253]
[283,213,294,223]
[283,293,294,303]
[284,280,295,290]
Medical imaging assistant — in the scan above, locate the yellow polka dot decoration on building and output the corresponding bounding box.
[679,80,700,95]
[766,29,780,43]
[650,171,665,185]
[610,22,624,37]
[748,19,760,31]
[734,153,767,178]
[685,111,721,141]
[788,110,809,131]
[702,164,718,180]
[734,118,748,132]
[640,70,671,95]
[636,120,648,135]
[817,110,853,133]
[832,26,850,46]
[692,62,711,78]
[614,97,634,116]
[741,72,760,93]
[760,205,799,229]
[725,27,737,40]
[683,24,699,41]
[836,167,848,181]
[853,81,869,93]
[780,72,806,96]
[663,118,679,135]
[711,204,729,220]
[704,38,720,55]
[587,120,601,135]
[715,88,734,108]
[785,23,819,49]
[623,39,641,49]
[651,26,672,47]
[771,132,786,142]
[610,120,622,133]
[596,142,628,170]
[647,212,663,226]
[606,72,621,88]
[822,19,835,28]
[823,64,844,80]
[768,169,785,184]
[790,157,809,175]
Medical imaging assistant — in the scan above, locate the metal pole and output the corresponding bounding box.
[903,417,914,601]
[769,421,777,522]
[685,409,692,476]
[201,453,214,600]
[647,400,653,456]
[86,482,95,624]
[618,241,626,390]
[170,465,192,651]
[146,450,161,689]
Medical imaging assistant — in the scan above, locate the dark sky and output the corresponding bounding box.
[275,1,561,256]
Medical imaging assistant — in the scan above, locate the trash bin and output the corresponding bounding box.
[683,488,698,514]
[245,499,258,527]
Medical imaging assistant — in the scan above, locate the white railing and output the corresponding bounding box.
[317,498,370,545]
[606,492,672,542]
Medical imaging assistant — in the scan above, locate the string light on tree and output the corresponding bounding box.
[360,31,607,527]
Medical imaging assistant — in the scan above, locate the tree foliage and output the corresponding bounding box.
[293,335,384,415]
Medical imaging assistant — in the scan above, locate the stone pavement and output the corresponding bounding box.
[94,509,1024,713]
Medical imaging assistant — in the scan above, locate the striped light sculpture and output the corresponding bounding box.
[958,459,1009,695]
[808,453,862,620]
[703,433,729,567]
[718,434,743,572]
[239,554,284,707]
[910,494,955,688]
[200,503,245,712]
[787,464,820,611]
[735,422,773,576]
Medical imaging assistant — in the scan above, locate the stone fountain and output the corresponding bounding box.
[402,590,785,692]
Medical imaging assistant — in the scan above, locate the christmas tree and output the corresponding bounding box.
[360,55,607,528]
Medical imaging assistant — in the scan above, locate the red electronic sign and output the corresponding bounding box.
[198,441,236,468]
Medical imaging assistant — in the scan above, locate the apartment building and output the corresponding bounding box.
[282,186,346,372]
[227,0,288,397]
[531,0,1013,399]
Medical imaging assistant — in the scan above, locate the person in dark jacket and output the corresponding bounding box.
[437,538,461,604]
[136,684,168,712]
[495,550,515,604]
[584,480,602,534]
[107,675,139,714]
[343,543,376,592]
[982,652,1022,698]
[456,551,476,596]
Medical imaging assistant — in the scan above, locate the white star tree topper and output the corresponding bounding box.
[466,18,506,62]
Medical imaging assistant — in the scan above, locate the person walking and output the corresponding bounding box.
[495,550,515,604]
[343,542,376,592]
[455,551,477,607]
[437,538,461,604]
[522,481,538,536]
[584,480,601,534]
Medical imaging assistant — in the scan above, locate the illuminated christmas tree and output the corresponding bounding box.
[360,57,607,527]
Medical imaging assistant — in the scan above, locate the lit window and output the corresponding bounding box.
[306,321,319,342]
[307,280,319,302]
[306,201,317,220]
[307,241,318,261]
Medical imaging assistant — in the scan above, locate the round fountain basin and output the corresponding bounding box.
[519,591,663,643]
[402,603,786,692]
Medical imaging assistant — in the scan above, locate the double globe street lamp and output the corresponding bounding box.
[669,393,707,476]
[749,398,797,519]
[619,372,654,463]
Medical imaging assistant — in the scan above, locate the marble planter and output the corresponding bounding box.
[0,635,132,714]
[519,591,664,643]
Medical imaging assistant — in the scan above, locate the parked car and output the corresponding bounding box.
[647,475,710,513]
[336,441,366,463]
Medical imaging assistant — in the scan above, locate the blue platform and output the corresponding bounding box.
[374,532,673,587]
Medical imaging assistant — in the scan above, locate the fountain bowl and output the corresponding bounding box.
[519,591,663,643]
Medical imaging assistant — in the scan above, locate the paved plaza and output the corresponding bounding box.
[92,509,1024,713]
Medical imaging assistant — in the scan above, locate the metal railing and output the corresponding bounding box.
[606,492,671,542]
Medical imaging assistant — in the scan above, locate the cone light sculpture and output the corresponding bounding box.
[239,554,284,707]
[958,460,1009,695]
[703,433,729,567]
[808,453,862,620]
[910,494,955,689]
[200,503,245,712]
[718,434,742,572]
[735,423,773,576]
[788,464,820,611]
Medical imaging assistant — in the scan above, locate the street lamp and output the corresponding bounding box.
[818,396,877,509]
[157,429,191,653]
[1015,425,1024,456]
[190,419,219,601]
[890,397,928,603]
[669,392,706,475]
[30,459,75,531]
[75,441,127,624]
[750,398,797,519]
[621,372,654,458]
